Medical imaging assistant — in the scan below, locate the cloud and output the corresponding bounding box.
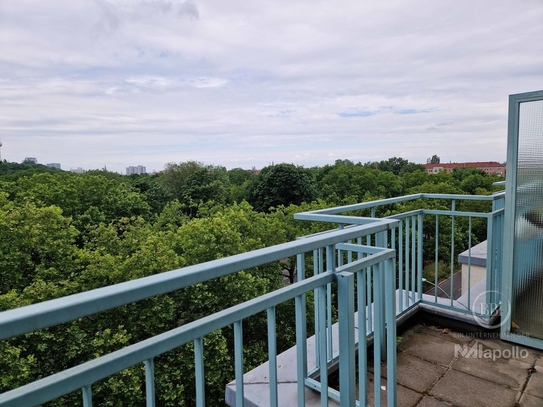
[189,77,227,88]
[139,1,199,19]
[337,109,374,118]
[395,108,432,115]
[118,76,227,93]
[91,0,121,35]
[337,107,433,118]
[0,0,541,172]
[89,0,199,39]
[177,1,199,20]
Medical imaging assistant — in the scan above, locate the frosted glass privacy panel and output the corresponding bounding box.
[512,99,543,340]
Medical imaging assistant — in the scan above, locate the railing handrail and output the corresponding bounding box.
[0,271,339,407]
[299,208,505,226]
[294,192,504,218]
[0,219,398,341]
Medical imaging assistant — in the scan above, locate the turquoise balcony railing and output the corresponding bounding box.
[0,192,505,407]
[295,191,506,324]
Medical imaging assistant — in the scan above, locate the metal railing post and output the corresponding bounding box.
[267,307,278,407]
[378,232,387,361]
[234,321,244,406]
[295,293,307,407]
[337,271,355,407]
[373,264,383,407]
[326,245,335,362]
[145,358,156,407]
[82,385,92,407]
[385,257,397,407]
[357,268,368,407]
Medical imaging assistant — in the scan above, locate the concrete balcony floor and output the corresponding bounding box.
[366,322,543,407]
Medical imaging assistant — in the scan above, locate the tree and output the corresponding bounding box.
[158,161,204,201]
[0,193,78,293]
[7,173,151,244]
[227,168,258,203]
[180,167,230,214]
[247,164,319,212]
[227,168,255,186]
[0,160,62,181]
[318,162,402,203]
[402,169,429,190]
[363,157,423,176]
[126,173,171,215]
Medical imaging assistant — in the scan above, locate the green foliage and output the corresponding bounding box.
[0,156,502,405]
[3,173,151,242]
[180,167,230,215]
[318,161,402,203]
[227,167,256,186]
[267,200,337,283]
[247,163,319,212]
[126,173,171,214]
[158,160,205,201]
[402,169,429,190]
[0,161,63,181]
[157,161,233,216]
[0,194,79,293]
[85,169,125,181]
[364,157,424,176]
[227,168,259,204]
[0,194,294,405]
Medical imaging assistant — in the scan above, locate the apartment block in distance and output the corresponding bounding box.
[126,165,147,175]
[424,161,505,176]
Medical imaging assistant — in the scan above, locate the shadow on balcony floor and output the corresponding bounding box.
[366,321,543,407]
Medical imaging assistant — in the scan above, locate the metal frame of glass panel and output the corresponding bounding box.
[501,90,543,348]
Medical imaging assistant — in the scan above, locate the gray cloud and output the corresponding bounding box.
[178,1,199,19]
[92,0,121,35]
[139,1,199,19]
[0,0,541,172]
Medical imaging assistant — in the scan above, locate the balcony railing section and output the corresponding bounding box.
[295,192,506,324]
[293,230,398,407]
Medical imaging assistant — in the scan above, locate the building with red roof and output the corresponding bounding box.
[424,161,505,177]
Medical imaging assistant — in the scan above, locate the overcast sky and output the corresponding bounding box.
[1,0,542,173]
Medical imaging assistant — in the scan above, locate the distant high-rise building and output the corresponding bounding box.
[24,157,38,164]
[70,167,86,173]
[46,163,61,169]
[126,165,147,175]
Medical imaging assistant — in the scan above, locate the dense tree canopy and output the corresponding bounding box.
[0,160,62,180]
[318,161,403,203]
[364,156,425,176]
[247,163,319,212]
[0,157,504,406]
